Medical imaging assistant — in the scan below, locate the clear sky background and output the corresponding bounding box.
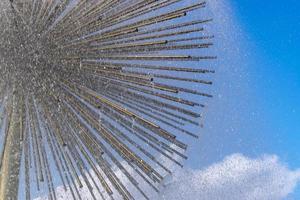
[182,0,300,199]
[231,0,300,197]
[231,0,300,166]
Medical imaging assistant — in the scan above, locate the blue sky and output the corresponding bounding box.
[231,0,300,197]
[231,0,300,166]
[180,0,300,199]
[185,0,300,159]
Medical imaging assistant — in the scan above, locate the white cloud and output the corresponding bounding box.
[156,154,300,200]
[35,154,300,200]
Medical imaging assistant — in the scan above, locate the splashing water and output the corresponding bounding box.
[0,0,215,199]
